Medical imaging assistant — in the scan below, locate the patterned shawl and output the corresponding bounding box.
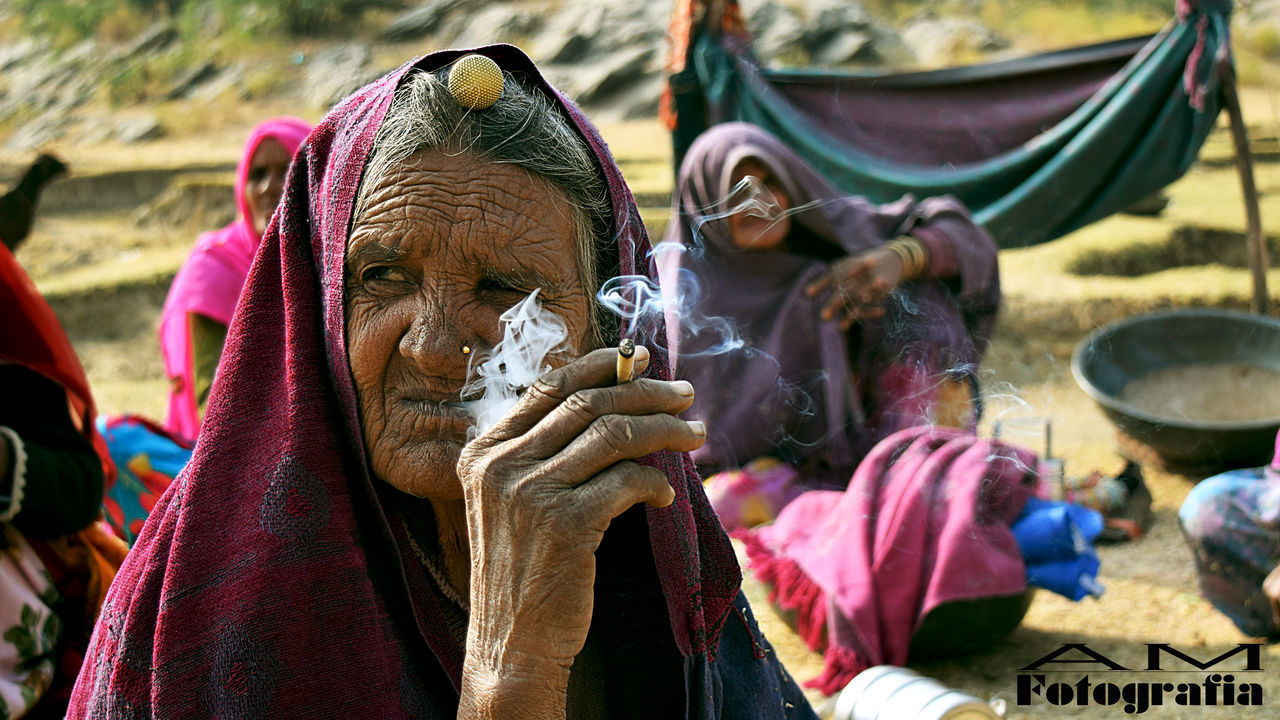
[68,47,745,718]
[158,116,311,440]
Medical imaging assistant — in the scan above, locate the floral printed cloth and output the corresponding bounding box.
[0,525,59,718]
[1180,464,1280,637]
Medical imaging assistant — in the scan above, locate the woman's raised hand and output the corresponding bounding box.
[455,345,703,718]
[804,246,907,331]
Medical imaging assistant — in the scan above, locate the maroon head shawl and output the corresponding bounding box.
[68,46,742,718]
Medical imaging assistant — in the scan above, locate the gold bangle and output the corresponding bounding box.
[884,241,913,275]
[885,236,927,279]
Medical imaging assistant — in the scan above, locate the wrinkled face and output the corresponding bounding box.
[345,149,591,499]
[245,137,292,237]
[725,157,792,251]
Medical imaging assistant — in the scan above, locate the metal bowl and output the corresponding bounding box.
[1071,308,1280,476]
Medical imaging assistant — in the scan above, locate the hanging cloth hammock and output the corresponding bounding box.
[663,0,1234,248]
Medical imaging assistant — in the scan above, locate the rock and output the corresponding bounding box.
[742,1,807,63]
[0,37,44,74]
[597,5,666,48]
[164,60,219,101]
[567,45,655,108]
[901,14,1009,67]
[123,21,177,60]
[530,2,607,65]
[802,0,915,67]
[117,117,165,144]
[378,0,465,42]
[192,65,248,103]
[809,0,874,35]
[810,30,876,66]
[446,5,542,50]
[77,116,117,146]
[619,74,666,120]
[304,45,370,109]
[3,111,71,152]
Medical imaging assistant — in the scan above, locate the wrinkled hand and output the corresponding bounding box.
[455,346,703,718]
[1264,563,1280,631]
[804,247,906,331]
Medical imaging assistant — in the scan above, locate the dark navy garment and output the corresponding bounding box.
[689,592,819,720]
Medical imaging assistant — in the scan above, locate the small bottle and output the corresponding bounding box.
[1038,457,1065,500]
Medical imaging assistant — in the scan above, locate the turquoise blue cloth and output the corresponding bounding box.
[96,414,193,545]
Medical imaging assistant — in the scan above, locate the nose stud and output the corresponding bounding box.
[461,345,472,355]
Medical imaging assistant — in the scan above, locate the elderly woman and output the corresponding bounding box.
[659,122,1000,527]
[67,48,815,718]
[159,117,311,440]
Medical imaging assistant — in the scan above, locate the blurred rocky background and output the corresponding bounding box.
[6,0,1239,152]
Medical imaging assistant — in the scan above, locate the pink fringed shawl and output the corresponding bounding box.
[158,116,311,440]
[740,426,1035,694]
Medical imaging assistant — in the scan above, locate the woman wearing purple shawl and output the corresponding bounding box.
[659,122,1000,525]
[67,48,815,719]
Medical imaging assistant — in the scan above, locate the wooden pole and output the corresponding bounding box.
[705,0,726,37]
[1223,72,1269,314]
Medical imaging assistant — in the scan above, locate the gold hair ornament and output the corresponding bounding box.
[448,54,504,110]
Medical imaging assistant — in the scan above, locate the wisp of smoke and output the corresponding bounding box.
[461,289,569,439]
[689,175,824,244]
[597,262,746,357]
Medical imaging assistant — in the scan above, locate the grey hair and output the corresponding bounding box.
[354,66,614,348]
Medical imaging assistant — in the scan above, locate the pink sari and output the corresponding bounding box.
[158,117,311,441]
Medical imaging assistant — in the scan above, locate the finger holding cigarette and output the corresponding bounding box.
[616,338,636,384]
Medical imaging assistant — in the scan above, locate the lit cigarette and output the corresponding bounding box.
[616,338,636,384]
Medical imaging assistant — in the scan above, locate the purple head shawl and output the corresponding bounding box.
[69,47,743,718]
[658,122,1000,477]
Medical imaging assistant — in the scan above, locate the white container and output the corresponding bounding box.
[833,666,1000,720]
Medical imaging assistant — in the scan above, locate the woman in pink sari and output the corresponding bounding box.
[159,117,311,440]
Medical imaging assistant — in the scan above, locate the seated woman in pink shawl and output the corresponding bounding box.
[158,117,311,441]
[659,122,1001,529]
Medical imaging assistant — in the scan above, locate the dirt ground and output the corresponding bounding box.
[12,92,1280,717]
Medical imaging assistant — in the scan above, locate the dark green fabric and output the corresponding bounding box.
[673,6,1230,248]
[189,312,227,416]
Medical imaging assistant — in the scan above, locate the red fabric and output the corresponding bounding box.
[741,426,1034,692]
[68,46,741,717]
[0,243,112,485]
[1,241,120,719]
